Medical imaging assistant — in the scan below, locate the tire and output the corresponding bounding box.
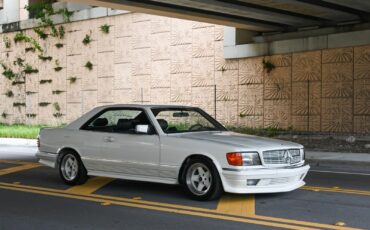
[59,151,88,185]
[183,157,223,201]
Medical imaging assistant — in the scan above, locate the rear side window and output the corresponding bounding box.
[81,108,151,133]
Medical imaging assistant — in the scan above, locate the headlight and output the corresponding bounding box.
[226,152,261,166]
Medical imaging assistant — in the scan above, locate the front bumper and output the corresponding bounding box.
[36,151,57,168]
[221,164,310,194]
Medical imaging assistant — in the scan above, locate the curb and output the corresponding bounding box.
[0,138,37,147]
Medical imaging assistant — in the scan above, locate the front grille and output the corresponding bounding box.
[262,149,302,165]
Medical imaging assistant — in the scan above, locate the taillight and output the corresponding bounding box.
[226,152,243,166]
[37,136,40,148]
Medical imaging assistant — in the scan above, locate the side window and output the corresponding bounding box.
[81,108,152,134]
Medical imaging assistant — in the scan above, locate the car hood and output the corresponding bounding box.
[175,131,303,150]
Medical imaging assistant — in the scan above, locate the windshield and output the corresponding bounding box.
[151,107,226,133]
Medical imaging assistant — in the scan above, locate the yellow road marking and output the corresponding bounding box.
[0,163,41,176]
[0,160,39,165]
[66,177,114,195]
[0,182,358,230]
[216,194,255,216]
[0,183,320,230]
[302,186,370,196]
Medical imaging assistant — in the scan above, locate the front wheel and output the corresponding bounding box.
[59,151,88,185]
[184,158,223,201]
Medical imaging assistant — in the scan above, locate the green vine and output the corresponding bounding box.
[68,77,77,83]
[39,79,52,84]
[82,34,91,45]
[3,36,11,49]
[23,64,39,74]
[14,32,43,52]
[38,102,50,107]
[100,24,111,34]
[13,102,26,107]
[13,57,25,67]
[1,64,16,80]
[53,102,61,112]
[5,90,14,98]
[12,81,26,86]
[262,58,275,73]
[85,61,93,70]
[55,43,64,48]
[34,28,48,40]
[1,112,8,119]
[52,90,65,95]
[38,55,52,61]
[25,47,36,53]
[26,113,37,118]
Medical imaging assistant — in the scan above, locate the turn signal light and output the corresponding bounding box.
[226,152,243,166]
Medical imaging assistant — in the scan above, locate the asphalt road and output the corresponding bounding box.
[0,146,370,230]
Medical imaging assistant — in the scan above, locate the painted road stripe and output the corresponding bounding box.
[0,182,358,230]
[0,159,39,165]
[0,163,41,176]
[310,170,370,176]
[0,183,323,230]
[66,177,115,194]
[217,194,255,216]
[302,186,370,196]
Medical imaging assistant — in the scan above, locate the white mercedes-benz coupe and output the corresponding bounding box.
[37,104,309,200]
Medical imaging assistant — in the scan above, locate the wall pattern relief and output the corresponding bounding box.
[0,12,370,133]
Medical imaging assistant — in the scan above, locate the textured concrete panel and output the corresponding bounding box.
[114,63,131,89]
[354,79,370,115]
[98,29,115,53]
[152,60,170,88]
[114,36,132,63]
[114,88,132,104]
[192,27,214,58]
[322,98,353,133]
[354,116,370,134]
[264,100,291,129]
[215,70,238,101]
[67,31,83,56]
[239,57,263,85]
[66,79,81,103]
[151,15,171,34]
[264,67,291,100]
[66,103,82,123]
[170,44,192,73]
[171,18,192,45]
[214,25,224,41]
[192,86,215,116]
[354,45,370,80]
[81,67,97,91]
[322,47,353,63]
[322,63,353,98]
[215,41,238,71]
[151,32,171,61]
[97,51,114,77]
[267,54,292,67]
[216,101,238,125]
[132,48,151,75]
[170,73,192,103]
[67,54,83,79]
[151,88,170,105]
[239,84,263,116]
[82,90,97,113]
[292,51,321,82]
[97,77,114,103]
[239,116,263,128]
[192,57,215,87]
[131,75,150,102]
[115,14,132,38]
[132,20,151,49]
[132,13,151,23]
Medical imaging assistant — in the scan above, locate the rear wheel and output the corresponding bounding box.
[184,158,223,201]
[59,151,88,185]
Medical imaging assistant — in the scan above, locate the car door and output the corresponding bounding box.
[82,107,161,177]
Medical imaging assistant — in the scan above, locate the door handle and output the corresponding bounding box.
[104,136,115,142]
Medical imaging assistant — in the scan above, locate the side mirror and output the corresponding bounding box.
[135,124,150,134]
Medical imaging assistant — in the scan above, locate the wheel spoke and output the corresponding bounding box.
[197,182,205,191]
[197,167,205,176]
[191,174,200,182]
